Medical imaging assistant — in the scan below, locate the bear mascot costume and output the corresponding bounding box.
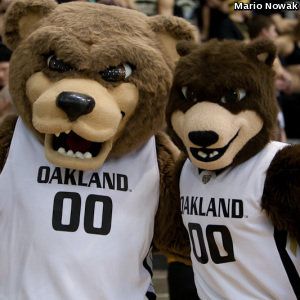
[163,39,300,299]
[0,0,197,299]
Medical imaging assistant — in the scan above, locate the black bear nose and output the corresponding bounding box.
[56,92,95,121]
[188,131,219,147]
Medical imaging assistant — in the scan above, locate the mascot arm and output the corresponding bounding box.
[0,115,17,173]
[262,145,300,243]
[154,132,191,264]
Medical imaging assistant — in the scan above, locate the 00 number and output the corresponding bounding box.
[188,223,235,264]
[52,191,112,235]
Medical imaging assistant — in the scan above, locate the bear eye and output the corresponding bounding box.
[181,86,197,102]
[47,55,72,73]
[220,89,246,104]
[100,63,133,82]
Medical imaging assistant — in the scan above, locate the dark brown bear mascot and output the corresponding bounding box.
[0,0,197,299]
[158,39,300,299]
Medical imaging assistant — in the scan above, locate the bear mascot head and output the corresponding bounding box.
[167,39,278,171]
[1,0,196,171]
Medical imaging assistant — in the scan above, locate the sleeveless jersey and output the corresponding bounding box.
[0,119,160,300]
[180,141,300,300]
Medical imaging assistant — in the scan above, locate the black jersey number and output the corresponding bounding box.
[52,191,112,235]
[188,223,235,264]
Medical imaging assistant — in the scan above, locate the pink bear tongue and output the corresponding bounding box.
[66,132,92,153]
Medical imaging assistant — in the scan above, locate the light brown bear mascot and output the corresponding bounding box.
[0,0,197,299]
[162,39,300,299]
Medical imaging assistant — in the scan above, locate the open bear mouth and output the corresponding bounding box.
[52,131,102,159]
[190,131,239,162]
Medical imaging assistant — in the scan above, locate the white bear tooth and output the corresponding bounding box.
[55,133,60,137]
[67,150,74,157]
[58,147,66,155]
[84,152,92,159]
[209,151,219,158]
[65,130,71,134]
[198,151,207,158]
[75,151,84,159]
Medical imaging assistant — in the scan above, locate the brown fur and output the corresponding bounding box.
[167,39,278,168]
[154,142,191,264]
[4,0,57,49]
[262,145,300,243]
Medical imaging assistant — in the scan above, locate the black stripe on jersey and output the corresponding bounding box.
[146,291,156,300]
[274,228,300,299]
[143,246,156,299]
[143,258,153,277]
[143,248,153,277]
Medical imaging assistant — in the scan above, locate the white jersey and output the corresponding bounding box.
[0,119,160,300]
[180,141,300,300]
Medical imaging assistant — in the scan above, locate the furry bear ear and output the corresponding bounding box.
[243,39,277,66]
[148,15,198,62]
[3,0,57,50]
[176,40,198,57]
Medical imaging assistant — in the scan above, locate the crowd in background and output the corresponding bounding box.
[0,0,299,299]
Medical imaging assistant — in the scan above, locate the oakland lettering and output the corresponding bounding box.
[37,166,128,191]
[181,195,244,218]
